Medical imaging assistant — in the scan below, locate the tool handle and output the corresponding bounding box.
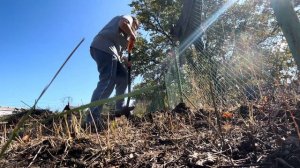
[126,52,132,107]
[127,37,135,53]
[126,37,134,107]
[127,38,133,67]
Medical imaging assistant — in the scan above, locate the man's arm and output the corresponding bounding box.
[119,17,136,41]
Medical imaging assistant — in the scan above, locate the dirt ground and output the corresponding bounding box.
[0,101,300,168]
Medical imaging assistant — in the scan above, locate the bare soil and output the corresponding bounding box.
[0,101,300,168]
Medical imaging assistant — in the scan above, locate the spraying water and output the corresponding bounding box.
[179,0,239,54]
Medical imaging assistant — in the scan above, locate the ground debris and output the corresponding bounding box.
[0,100,300,167]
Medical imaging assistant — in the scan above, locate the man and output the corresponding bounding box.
[86,15,139,127]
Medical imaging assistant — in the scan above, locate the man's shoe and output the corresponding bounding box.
[115,106,135,118]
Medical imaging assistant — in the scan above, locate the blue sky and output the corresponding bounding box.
[0,0,134,111]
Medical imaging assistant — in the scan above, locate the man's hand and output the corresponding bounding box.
[127,37,135,53]
[122,57,132,68]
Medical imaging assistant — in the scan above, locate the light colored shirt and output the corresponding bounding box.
[91,15,134,61]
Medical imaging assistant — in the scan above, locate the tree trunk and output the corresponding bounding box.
[271,0,300,70]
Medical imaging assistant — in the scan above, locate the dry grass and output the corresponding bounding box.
[0,85,300,167]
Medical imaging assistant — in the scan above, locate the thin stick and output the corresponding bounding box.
[88,109,102,148]
[209,80,225,148]
[26,145,44,168]
[288,110,300,140]
[0,38,85,158]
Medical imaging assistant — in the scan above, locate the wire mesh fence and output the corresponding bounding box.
[163,0,299,111]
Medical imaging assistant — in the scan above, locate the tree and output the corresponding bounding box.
[128,0,184,111]
[271,0,300,70]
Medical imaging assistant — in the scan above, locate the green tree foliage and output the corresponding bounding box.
[129,0,183,111]
[129,0,182,81]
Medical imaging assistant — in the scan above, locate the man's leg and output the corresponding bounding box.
[86,48,117,125]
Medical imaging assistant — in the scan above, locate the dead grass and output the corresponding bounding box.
[0,88,300,167]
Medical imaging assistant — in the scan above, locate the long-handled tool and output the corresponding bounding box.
[126,38,134,108]
[126,56,132,107]
[114,38,135,118]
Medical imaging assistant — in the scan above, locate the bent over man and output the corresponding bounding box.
[86,15,140,127]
